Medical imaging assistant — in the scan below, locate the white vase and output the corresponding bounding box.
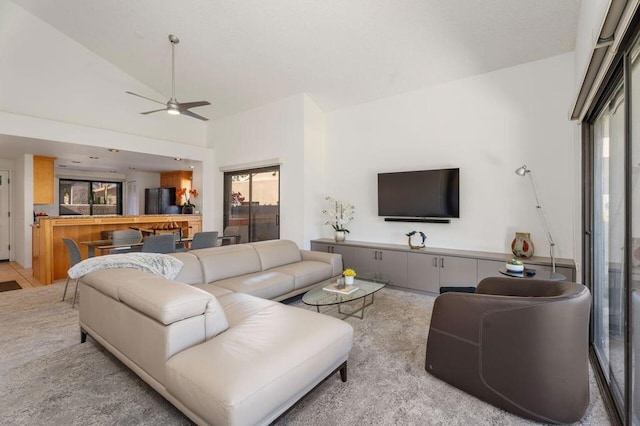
[334,231,346,242]
[344,275,354,285]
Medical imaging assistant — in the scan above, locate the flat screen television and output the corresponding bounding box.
[378,168,459,218]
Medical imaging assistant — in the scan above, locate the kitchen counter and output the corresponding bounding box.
[32,214,202,284]
[36,214,201,220]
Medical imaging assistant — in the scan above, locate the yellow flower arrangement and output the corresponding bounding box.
[343,268,356,277]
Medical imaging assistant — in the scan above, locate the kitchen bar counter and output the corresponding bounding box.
[32,214,202,284]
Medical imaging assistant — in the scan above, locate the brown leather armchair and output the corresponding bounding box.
[425,277,591,424]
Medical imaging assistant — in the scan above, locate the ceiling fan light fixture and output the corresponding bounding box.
[126,34,210,121]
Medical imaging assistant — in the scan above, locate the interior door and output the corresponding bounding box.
[0,170,10,260]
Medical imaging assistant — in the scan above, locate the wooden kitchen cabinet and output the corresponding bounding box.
[160,171,193,204]
[33,155,56,204]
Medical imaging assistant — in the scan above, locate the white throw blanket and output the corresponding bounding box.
[68,253,184,280]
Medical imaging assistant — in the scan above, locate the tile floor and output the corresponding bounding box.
[0,261,44,289]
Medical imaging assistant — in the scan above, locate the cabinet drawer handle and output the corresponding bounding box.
[379,251,383,260]
[374,251,378,260]
[440,258,444,268]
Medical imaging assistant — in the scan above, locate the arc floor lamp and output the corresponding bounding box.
[515,165,557,273]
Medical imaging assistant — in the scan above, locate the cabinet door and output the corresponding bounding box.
[33,155,55,204]
[378,250,408,287]
[332,245,355,270]
[311,242,332,253]
[407,253,440,293]
[439,256,478,287]
[352,248,379,276]
[477,259,505,282]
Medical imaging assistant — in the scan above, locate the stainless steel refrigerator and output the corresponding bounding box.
[144,188,180,214]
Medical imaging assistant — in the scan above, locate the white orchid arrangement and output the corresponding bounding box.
[322,196,355,233]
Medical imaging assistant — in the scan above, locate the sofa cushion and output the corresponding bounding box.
[193,284,234,298]
[170,252,204,285]
[165,302,354,426]
[270,261,333,290]
[213,271,295,300]
[117,276,229,338]
[80,268,154,301]
[250,240,302,270]
[191,245,262,283]
[216,293,278,327]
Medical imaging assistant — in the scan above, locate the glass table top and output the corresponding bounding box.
[302,272,390,307]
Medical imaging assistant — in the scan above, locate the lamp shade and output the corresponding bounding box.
[515,165,529,176]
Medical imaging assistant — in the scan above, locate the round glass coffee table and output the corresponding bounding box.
[302,272,390,319]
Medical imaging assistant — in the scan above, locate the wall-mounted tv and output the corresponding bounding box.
[378,168,459,218]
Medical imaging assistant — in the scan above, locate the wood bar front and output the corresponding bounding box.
[32,215,202,284]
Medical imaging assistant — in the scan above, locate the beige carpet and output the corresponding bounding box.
[0,282,611,425]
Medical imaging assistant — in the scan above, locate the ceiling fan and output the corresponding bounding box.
[126,34,210,121]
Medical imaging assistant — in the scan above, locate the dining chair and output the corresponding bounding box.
[141,234,176,254]
[109,229,143,254]
[222,226,243,245]
[190,231,219,250]
[61,238,83,308]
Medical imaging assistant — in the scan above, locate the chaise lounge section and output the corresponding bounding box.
[77,239,352,425]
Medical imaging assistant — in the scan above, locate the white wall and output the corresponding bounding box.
[208,94,306,246]
[323,53,576,259]
[303,96,326,247]
[124,171,161,215]
[13,155,32,268]
[0,0,206,147]
[208,54,576,260]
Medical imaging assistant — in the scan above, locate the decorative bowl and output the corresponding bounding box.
[505,263,524,272]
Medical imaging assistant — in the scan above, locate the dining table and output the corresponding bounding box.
[80,239,144,257]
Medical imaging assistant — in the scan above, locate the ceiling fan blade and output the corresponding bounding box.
[178,101,211,110]
[126,91,167,106]
[141,108,168,115]
[181,109,209,121]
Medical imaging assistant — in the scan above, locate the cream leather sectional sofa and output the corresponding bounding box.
[78,239,353,426]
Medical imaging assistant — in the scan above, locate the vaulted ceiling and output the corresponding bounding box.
[12,0,580,121]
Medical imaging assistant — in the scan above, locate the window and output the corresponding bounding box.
[59,179,123,216]
[223,166,280,243]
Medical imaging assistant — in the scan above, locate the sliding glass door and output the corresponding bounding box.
[592,81,626,411]
[587,28,640,425]
[223,166,280,243]
[631,34,640,425]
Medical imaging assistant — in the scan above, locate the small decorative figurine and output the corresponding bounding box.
[406,231,427,249]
